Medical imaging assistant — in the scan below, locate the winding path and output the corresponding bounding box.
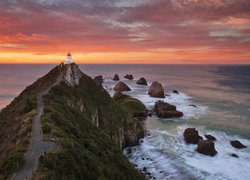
[14,75,63,180]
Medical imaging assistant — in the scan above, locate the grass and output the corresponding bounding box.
[37,72,144,179]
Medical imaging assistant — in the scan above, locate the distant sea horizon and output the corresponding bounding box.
[1,63,250,179]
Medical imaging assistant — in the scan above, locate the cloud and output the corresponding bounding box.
[0,0,249,63]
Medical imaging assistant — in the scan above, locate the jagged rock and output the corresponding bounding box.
[205,134,216,141]
[148,81,165,98]
[153,101,183,118]
[189,104,197,108]
[114,82,131,91]
[197,140,217,156]
[230,153,239,158]
[136,78,147,85]
[183,128,202,144]
[124,74,134,80]
[93,75,103,84]
[113,74,119,81]
[230,140,247,149]
[173,90,179,94]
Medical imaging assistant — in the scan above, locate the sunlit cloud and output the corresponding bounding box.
[0,0,249,64]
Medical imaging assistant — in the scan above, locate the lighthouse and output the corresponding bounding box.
[64,52,72,64]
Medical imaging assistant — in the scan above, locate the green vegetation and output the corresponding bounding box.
[38,73,144,179]
[0,149,25,178]
[113,92,146,114]
[0,64,64,179]
[21,98,37,114]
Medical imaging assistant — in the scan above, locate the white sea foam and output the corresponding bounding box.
[124,126,250,180]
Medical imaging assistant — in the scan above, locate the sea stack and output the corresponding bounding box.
[148,81,165,98]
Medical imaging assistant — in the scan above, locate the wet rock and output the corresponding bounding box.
[148,81,165,98]
[230,153,239,158]
[197,140,217,156]
[230,140,247,149]
[189,104,197,108]
[205,134,217,141]
[93,75,103,84]
[154,101,184,118]
[142,157,145,160]
[124,74,134,80]
[136,77,147,85]
[183,128,202,144]
[113,74,119,81]
[173,90,179,94]
[114,81,131,91]
[126,148,132,154]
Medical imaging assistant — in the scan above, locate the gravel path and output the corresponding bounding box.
[14,75,63,180]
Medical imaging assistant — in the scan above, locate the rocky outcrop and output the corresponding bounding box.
[136,78,147,85]
[230,153,239,158]
[183,128,202,144]
[114,82,131,92]
[230,140,247,149]
[173,90,179,94]
[148,81,165,98]
[93,75,103,84]
[197,140,217,156]
[205,134,216,141]
[153,101,183,118]
[124,74,134,80]
[113,74,119,81]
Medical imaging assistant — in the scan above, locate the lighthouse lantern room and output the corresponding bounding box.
[64,53,72,64]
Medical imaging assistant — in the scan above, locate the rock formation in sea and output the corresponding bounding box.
[124,74,134,80]
[183,128,203,144]
[114,81,131,92]
[136,78,147,86]
[0,63,144,179]
[148,81,165,98]
[153,101,183,118]
[113,74,120,81]
[205,134,217,141]
[93,75,103,84]
[197,140,217,156]
[230,140,247,149]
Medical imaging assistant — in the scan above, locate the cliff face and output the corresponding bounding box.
[0,63,144,179]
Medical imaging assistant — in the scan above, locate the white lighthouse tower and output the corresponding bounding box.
[64,52,72,64]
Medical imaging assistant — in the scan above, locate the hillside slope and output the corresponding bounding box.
[0,63,144,179]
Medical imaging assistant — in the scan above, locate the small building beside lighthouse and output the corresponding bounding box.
[64,53,72,64]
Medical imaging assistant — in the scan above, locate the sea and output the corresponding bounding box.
[0,64,250,180]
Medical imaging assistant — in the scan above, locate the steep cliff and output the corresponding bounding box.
[0,63,144,179]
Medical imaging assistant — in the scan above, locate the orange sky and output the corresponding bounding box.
[0,0,250,64]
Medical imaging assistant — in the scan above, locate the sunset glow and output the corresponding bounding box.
[0,0,250,64]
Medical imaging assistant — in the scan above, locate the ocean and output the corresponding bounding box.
[1,64,250,179]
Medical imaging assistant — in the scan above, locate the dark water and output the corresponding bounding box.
[1,64,250,179]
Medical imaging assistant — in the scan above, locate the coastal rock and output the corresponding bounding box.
[124,74,134,80]
[189,104,197,108]
[153,101,183,118]
[183,128,202,144]
[113,74,119,81]
[230,140,247,149]
[114,82,131,92]
[136,78,147,85]
[173,90,179,94]
[230,153,239,158]
[197,140,217,156]
[93,75,103,84]
[205,134,217,141]
[148,81,165,98]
